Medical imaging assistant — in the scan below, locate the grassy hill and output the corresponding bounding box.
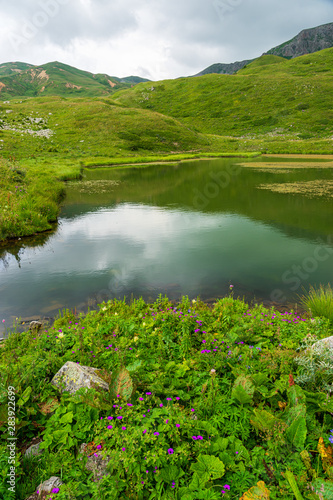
[110,48,333,145]
[0,96,226,162]
[0,61,149,99]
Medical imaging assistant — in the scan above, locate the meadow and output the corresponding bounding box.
[1,293,333,499]
[1,48,333,241]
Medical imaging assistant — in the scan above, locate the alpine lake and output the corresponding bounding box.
[1,155,333,335]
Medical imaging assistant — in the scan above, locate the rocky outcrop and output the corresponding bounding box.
[193,59,253,76]
[265,22,333,59]
[51,361,109,394]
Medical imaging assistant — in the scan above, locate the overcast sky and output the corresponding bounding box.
[0,0,332,80]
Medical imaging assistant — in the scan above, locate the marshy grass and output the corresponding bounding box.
[299,284,333,323]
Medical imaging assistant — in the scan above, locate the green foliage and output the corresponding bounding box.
[113,48,333,142]
[311,478,333,499]
[190,454,225,486]
[285,470,305,500]
[286,417,307,450]
[109,367,135,401]
[295,333,333,392]
[300,284,333,324]
[1,296,333,498]
[40,392,98,451]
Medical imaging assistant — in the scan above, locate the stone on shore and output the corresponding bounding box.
[51,361,109,394]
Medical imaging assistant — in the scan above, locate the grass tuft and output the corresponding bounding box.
[299,284,333,323]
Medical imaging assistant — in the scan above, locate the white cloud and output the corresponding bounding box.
[0,0,332,79]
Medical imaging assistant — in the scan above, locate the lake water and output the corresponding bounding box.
[1,157,333,334]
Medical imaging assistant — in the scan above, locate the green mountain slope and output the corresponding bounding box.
[0,96,218,160]
[0,61,149,99]
[111,48,333,140]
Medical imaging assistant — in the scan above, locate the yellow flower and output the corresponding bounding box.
[134,336,139,342]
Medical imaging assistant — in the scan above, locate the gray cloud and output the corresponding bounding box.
[0,0,332,79]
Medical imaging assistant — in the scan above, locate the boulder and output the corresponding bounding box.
[79,443,111,479]
[51,361,109,394]
[37,476,63,494]
[29,321,43,331]
[24,442,44,458]
[312,336,333,351]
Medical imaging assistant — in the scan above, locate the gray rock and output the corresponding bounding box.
[24,442,43,458]
[79,443,111,478]
[29,321,42,331]
[311,335,333,352]
[51,361,109,394]
[37,476,63,493]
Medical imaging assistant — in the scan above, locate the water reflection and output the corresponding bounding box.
[1,158,333,333]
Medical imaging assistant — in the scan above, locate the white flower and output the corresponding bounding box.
[192,299,196,304]
[143,322,146,327]
[210,369,216,374]
[134,336,139,342]
[58,332,64,339]
[115,312,118,316]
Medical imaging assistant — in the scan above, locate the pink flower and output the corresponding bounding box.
[122,447,126,451]
[107,425,113,429]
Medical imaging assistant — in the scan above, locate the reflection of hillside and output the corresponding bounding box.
[0,229,56,265]
[61,159,333,242]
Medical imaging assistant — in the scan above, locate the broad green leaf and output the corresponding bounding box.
[287,384,306,407]
[59,411,74,424]
[232,385,253,405]
[211,437,229,453]
[250,409,281,432]
[17,386,32,407]
[252,373,268,387]
[282,403,306,426]
[159,465,184,483]
[239,480,270,500]
[109,368,134,401]
[285,471,305,500]
[233,375,255,396]
[219,451,234,466]
[125,360,142,373]
[286,416,307,450]
[190,454,225,483]
[189,472,202,491]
